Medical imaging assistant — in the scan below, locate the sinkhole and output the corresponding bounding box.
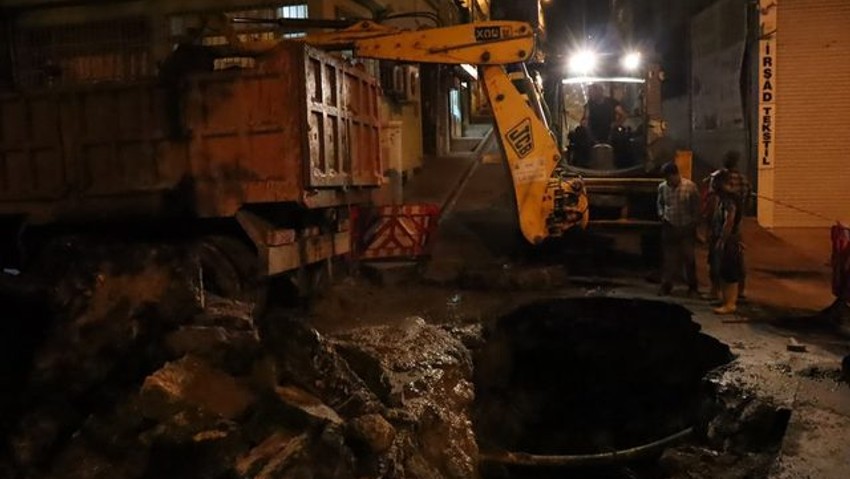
[473,297,735,478]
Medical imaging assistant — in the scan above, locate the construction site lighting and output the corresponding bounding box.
[622,52,642,71]
[568,49,598,75]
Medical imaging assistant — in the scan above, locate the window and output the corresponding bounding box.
[171,3,309,70]
[279,4,309,39]
[279,4,308,19]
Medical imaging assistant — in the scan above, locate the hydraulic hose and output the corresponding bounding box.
[479,427,694,468]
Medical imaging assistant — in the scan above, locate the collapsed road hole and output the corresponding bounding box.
[473,297,734,478]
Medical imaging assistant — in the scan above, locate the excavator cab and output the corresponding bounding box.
[557,49,665,175]
[563,79,647,170]
[552,48,673,228]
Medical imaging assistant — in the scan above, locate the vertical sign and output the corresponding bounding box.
[758,0,777,170]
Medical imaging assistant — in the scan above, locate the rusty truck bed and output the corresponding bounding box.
[0,42,382,224]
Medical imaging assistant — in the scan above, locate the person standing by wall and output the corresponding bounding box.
[657,162,701,296]
[710,172,745,314]
[705,151,751,302]
[720,151,752,299]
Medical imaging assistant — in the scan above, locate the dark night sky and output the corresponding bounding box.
[543,0,613,53]
[542,0,718,97]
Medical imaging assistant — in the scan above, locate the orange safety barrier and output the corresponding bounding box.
[351,203,441,260]
[832,223,850,302]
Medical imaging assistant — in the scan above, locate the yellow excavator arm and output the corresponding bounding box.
[306,21,589,244]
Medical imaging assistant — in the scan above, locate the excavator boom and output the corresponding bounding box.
[305,21,588,243]
[306,20,535,65]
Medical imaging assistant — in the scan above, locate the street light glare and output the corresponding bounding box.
[622,52,641,71]
[569,50,598,74]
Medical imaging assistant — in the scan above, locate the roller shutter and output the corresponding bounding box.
[774,0,850,226]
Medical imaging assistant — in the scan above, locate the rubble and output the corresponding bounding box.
[273,386,344,426]
[164,326,261,373]
[2,241,204,473]
[331,317,479,479]
[698,363,793,455]
[139,355,256,421]
[260,312,385,418]
[652,361,796,479]
[1,239,479,479]
[235,431,308,478]
[347,414,396,453]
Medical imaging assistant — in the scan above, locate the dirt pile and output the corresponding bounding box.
[331,317,478,478]
[0,241,478,479]
[1,240,204,477]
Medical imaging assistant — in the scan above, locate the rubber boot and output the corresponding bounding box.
[713,282,739,315]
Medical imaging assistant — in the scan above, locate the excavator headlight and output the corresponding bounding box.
[568,50,598,75]
[621,52,642,71]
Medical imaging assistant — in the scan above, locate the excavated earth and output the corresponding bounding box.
[0,240,480,479]
[0,241,809,479]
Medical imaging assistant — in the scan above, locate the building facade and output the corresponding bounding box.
[637,0,850,227]
[757,0,850,227]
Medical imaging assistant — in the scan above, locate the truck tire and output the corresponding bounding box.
[196,236,259,302]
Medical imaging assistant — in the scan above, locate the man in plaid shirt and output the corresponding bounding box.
[657,162,701,296]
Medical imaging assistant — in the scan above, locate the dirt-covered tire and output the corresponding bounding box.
[195,235,259,302]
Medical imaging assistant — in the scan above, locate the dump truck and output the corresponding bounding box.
[0,39,381,296]
[0,17,589,297]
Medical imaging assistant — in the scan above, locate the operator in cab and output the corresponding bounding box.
[581,84,628,145]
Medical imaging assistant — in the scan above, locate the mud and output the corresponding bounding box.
[330,318,478,478]
[0,241,481,479]
[0,238,814,479]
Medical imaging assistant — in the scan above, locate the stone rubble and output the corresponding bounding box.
[0,242,479,479]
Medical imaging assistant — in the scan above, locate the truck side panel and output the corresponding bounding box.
[0,42,382,224]
[76,85,187,198]
[304,48,381,189]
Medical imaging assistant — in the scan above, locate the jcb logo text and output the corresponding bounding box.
[507,119,534,158]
